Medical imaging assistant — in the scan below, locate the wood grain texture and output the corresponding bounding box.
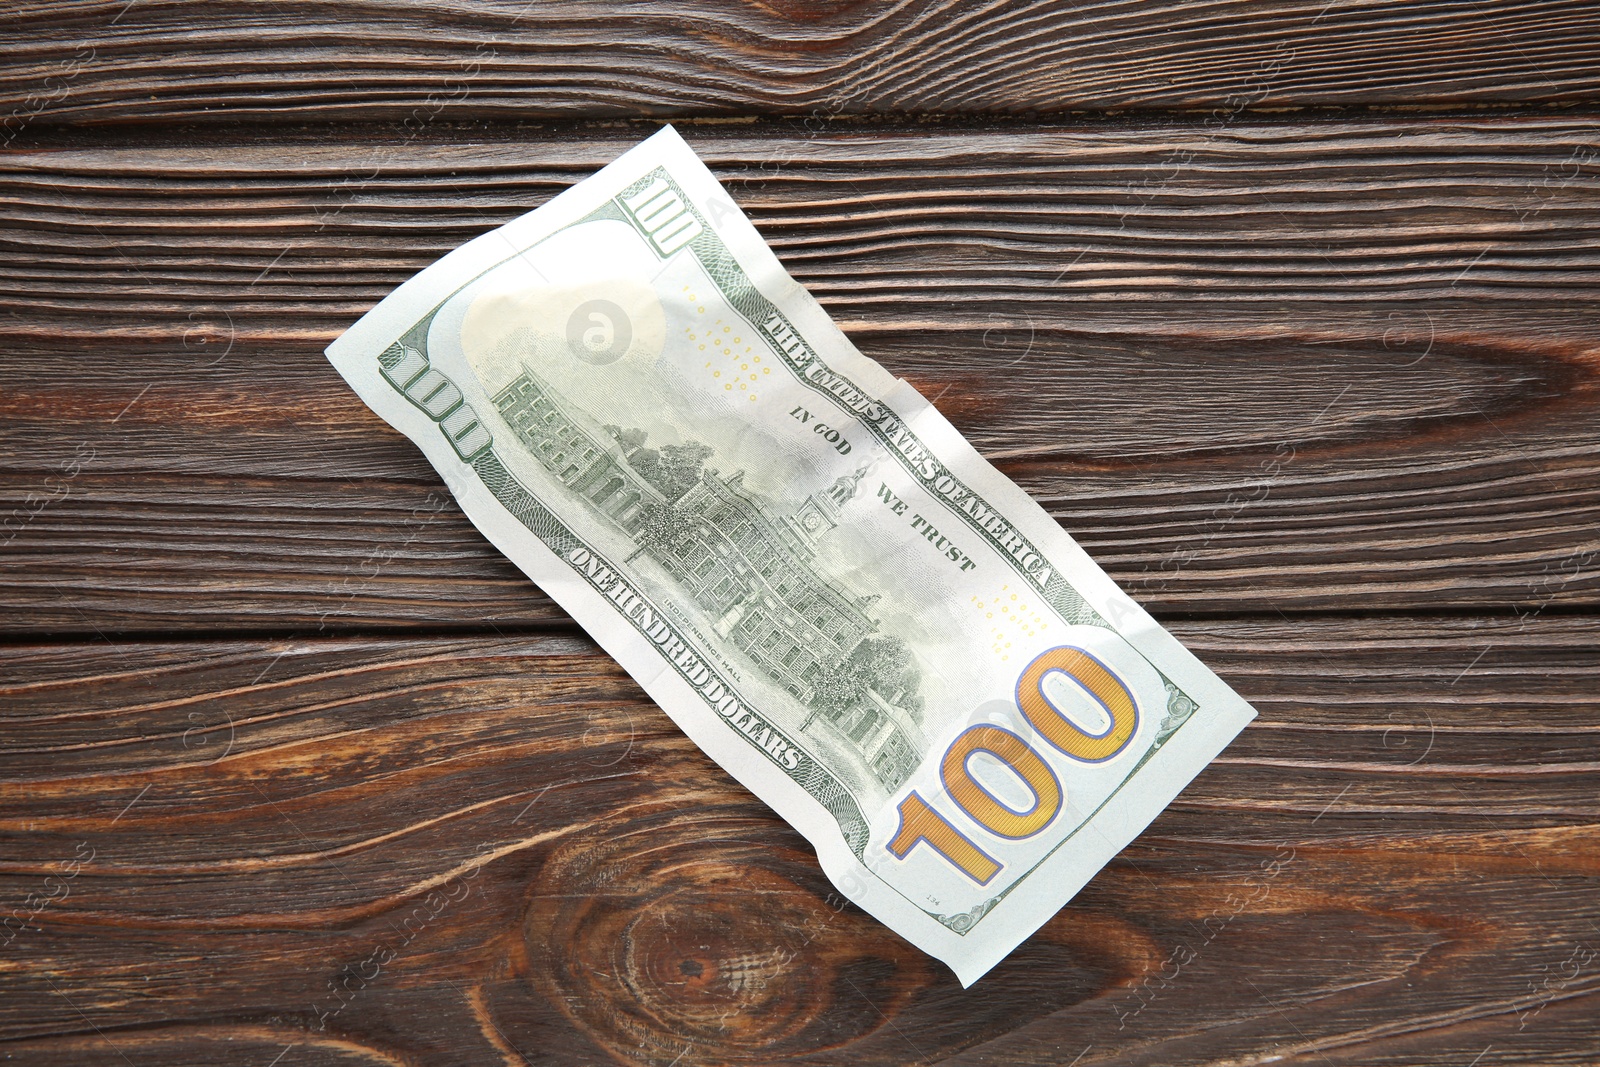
[2,120,1597,631]
[1,616,1596,1065]
[5,8,1600,1058]
[2,325,1597,632]
[5,0,1600,128]
[8,120,1600,334]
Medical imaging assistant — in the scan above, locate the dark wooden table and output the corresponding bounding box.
[3,3,1598,1064]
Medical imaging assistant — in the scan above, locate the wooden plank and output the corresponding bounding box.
[2,120,1597,630]
[1,615,1595,1064]
[5,1,1600,130]
[2,327,1597,632]
[6,120,1600,336]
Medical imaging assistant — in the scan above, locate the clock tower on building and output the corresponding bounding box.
[785,466,866,551]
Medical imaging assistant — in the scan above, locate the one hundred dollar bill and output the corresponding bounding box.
[325,126,1256,985]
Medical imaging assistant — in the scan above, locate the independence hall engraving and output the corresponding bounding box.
[493,366,923,789]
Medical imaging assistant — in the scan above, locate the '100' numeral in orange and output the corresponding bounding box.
[886,646,1139,885]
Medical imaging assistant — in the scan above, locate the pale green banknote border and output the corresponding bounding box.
[371,165,1205,936]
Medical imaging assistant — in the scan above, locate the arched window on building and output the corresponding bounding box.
[592,476,623,505]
